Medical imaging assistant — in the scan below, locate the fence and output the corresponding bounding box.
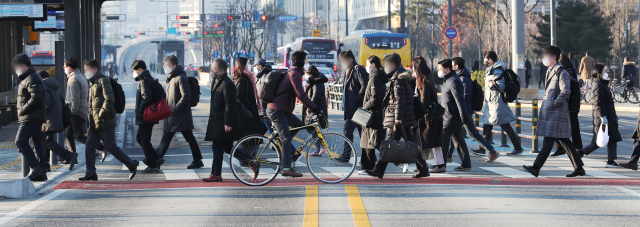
[327,82,344,110]
[474,98,539,153]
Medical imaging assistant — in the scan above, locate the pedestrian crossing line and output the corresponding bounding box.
[122,163,148,171]
[559,167,631,179]
[201,158,229,168]
[321,167,355,177]
[485,155,531,167]
[614,186,640,198]
[163,169,200,180]
[345,185,372,227]
[480,167,542,178]
[303,185,319,227]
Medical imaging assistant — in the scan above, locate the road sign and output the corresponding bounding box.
[253,11,260,22]
[445,27,457,40]
[243,11,252,21]
[312,30,321,37]
[312,17,321,26]
[213,51,219,58]
[205,20,213,28]
[242,21,251,29]
[196,21,203,28]
[278,15,298,21]
[168,28,176,34]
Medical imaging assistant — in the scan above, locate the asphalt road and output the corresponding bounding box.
[1,41,640,226]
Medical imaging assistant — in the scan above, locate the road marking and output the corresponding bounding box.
[202,158,229,168]
[481,167,541,178]
[345,185,371,227]
[162,169,201,180]
[123,163,147,171]
[303,185,319,227]
[614,186,640,198]
[0,189,68,225]
[559,167,631,179]
[486,155,531,167]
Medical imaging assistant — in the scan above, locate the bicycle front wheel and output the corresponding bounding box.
[306,133,357,184]
[627,87,640,104]
[230,135,281,186]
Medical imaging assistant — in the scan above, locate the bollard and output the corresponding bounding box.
[474,112,479,128]
[22,155,29,177]
[500,128,509,147]
[531,98,539,153]
[515,98,522,144]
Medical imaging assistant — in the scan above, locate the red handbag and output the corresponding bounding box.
[144,98,172,122]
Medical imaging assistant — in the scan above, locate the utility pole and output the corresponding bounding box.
[388,0,391,31]
[447,0,452,58]
[327,0,330,38]
[201,0,205,65]
[345,0,349,36]
[512,0,525,87]
[400,0,406,33]
[626,23,630,57]
[550,0,556,45]
[303,0,306,37]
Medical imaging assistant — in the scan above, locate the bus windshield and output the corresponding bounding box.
[31,56,54,65]
[304,41,334,54]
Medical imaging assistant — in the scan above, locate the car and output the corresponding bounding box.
[186,63,201,71]
[316,67,336,82]
[272,65,289,74]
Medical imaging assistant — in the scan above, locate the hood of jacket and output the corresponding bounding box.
[167,65,186,82]
[624,61,636,66]
[397,71,412,81]
[256,64,273,79]
[370,69,389,84]
[18,67,36,81]
[42,78,59,90]
[308,73,329,85]
[489,61,507,72]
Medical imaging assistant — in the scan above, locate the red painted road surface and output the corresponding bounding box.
[53,177,640,190]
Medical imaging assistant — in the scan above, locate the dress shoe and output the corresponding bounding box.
[411,172,430,178]
[79,175,98,181]
[100,151,109,163]
[202,174,223,182]
[129,160,139,180]
[141,167,160,173]
[69,152,79,171]
[446,158,453,163]
[485,152,501,163]
[156,158,166,168]
[30,173,48,182]
[454,166,472,171]
[27,167,46,181]
[365,169,384,179]
[522,165,539,177]
[333,156,351,164]
[605,162,620,168]
[565,168,586,177]
[44,164,51,172]
[187,160,204,169]
[577,149,586,157]
[430,165,446,173]
[507,149,524,156]
[249,161,260,180]
[470,148,486,156]
[281,168,303,178]
[618,161,638,170]
[550,150,566,156]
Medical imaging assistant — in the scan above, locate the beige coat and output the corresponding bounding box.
[579,55,595,81]
[65,69,89,120]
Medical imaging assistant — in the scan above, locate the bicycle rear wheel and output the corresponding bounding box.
[306,133,357,184]
[614,87,627,103]
[230,135,281,186]
[627,87,640,104]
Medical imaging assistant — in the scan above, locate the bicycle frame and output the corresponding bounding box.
[253,122,333,166]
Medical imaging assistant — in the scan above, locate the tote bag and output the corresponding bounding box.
[379,125,419,164]
[144,98,172,122]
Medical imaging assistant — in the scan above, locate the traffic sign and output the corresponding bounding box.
[278,15,298,21]
[243,11,252,21]
[253,11,260,22]
[196,21,203,28]
[445,27,457,40]
[312,30,321,37]
[312,17,321,26]
[213,51,219,58]
[205,20,213,28]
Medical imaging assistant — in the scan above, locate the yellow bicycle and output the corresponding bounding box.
[229,118,357,186]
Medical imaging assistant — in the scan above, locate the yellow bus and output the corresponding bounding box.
[340,30,411,69]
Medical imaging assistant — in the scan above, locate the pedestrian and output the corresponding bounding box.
[569,53,578,73]
[79,59,139,181]
[579,51,595,82]
[63,57,106,162]
[234,57,262,137]
[450,57,500,163]
[107,64,114,79]
[478,51,524,156]
[155,55,204,169]
[356,56,386,174]
[619,104,640,170]
[366,53,430,179]
[39,70,78,172]
[523,46,586,178]
[578,64,621,168]
[266,51,323,177]
[413,56,446,173]
[539,59,548,89]
[335,50,369,163]
[254,58,273,134]
[472,60,480,72]
[13,54,47,181]
[203,58,255,182]
[525,57,532,88]
[303,65,329,156]
[622,57,636,89]
[132,60,162,173]
[551,54,582,156]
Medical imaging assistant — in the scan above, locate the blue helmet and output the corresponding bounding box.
[255,58,266,66]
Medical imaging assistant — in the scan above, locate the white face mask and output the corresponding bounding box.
[133,71,140,79]
[437,70,446,78]
[303,74,311,81]
[542,56,552,67]
[64,67,71,74]
[164,67,172,74]
[85,71,94,79]
[366,64,374,73]
[253,67,260,74]
[15,68,23,76]
[303,63,310,71]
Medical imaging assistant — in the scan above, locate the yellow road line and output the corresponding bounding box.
[345,185,371,227]
[303,185,319,227]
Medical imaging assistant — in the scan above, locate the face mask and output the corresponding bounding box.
[341,61,350,70]
[366,64,374,73]
[85,71,94,79]
[542,57,552,67]
[64,68,71,74]
[483,60,491,67]
[303,63,310,71]
[15,68,23,76]
[132,71,140,79]
[303,74,311,81]
[164,67,172,74]
[437,70,446,78]
[253,67,260,74]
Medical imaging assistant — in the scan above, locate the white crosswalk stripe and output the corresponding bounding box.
[481,167,542,178]
[559,167,631,179]
[162,169,200,180]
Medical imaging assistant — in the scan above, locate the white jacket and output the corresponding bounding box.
[65,69,90,120]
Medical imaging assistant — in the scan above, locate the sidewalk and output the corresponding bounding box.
[508,88,640,112]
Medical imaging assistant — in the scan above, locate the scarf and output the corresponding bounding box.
[243,69,263,112]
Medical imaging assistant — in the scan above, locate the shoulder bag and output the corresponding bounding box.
[352,107,373,127]
[379,124,419,164]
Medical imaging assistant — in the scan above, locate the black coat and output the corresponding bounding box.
[441,71,468,127]
[360,69,388,149]
[135,71,158,125]
[235,74,261,136]
[164,65,194,132]
[302,73,329,125]
[205,74,243,142]
[17,67,46,124]
[591,79,622,142]
[457,68,474,115]
[343,63,369,120]
[417,74,443,149]
[539,62,548,82]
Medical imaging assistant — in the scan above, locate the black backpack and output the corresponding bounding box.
[151,78,167,104]
[109,77,126,114]
[471,79,484,111]
[257,70,287,103]
[552,67,580,112]
[187,77,200,107]
[496,68,521,103]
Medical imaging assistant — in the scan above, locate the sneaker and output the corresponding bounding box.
[357,170,368,175]
[402,164,409,173]
[470,148,486,156]
[454,166,472,171]
[430,165,446,173]
[187,160,204,169]
[141,166,160,173]
[605,162,620,168]
[507,149,524,156]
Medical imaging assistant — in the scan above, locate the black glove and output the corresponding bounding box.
[311,108,323,117]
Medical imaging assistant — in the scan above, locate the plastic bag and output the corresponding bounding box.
[596,122,609,147]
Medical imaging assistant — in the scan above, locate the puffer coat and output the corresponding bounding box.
[360,69,388,149]
[164,65,194,133]
[42,78,64,132]
[482,61,516,125]
[536,63,572,138]
[16,67,46,124]
[302,73,328,126]
[65,68,89,119]
[383,67,415,128]
[87,72,117,131]
[591,79,622,142]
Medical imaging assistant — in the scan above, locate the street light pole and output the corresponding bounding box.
[201,0,205,65]
[550,0,556,45]
[512,0,525,87]
[345,0,348,36]
[303,0,306,37]
[388,0,391,32]
[447,0,452,58]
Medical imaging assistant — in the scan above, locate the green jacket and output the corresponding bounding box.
[88,72,117,131]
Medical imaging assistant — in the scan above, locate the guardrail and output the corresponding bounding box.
[327,82,344,110]
[474,98,539,153]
